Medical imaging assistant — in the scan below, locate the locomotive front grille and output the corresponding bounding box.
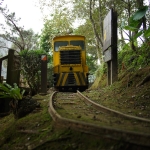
[60,50,81,64]
[68,73,75,84]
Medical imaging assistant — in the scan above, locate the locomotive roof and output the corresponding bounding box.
[53,35,85,40]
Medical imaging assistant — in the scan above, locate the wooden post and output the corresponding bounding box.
[0,60,2,83]
[0,55,8,83]
[6,49,20,86]
[40,55,47,95]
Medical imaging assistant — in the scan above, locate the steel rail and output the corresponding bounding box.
[77,90,150,123]
[48,91,150,147]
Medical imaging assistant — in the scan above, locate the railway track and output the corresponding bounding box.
[48,91,150,148]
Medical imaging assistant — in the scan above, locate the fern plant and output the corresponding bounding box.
[0,83,25,119]
[0,83,25,100]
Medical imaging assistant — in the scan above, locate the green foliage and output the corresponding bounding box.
[39,20,55,52]
[119,5,150,71]
[133,6,148,20]
[118,42,150,71]
[137,43,150,66]
[38,0,150,80]
[0,83,24,100]
[40,11,72,53]
[124,16,140,31]
[86,54,98,75]
[118,43,133,69]
[144,26,150,38]
[39,21,58,53]
[20,49,47,56]
[40,32,51,52]
[74,20,96,56]
[20,49,48,95]
[95,63,106,77]
[124,6,150,40]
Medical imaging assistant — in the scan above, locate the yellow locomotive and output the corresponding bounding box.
[52,35,89,91]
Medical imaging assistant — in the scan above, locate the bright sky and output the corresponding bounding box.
[0,0,43,33]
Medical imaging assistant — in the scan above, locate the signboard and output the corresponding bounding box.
[104,47,112,62]
[102,9,118,85]
[103,9,117,63]
[103,9,112,52]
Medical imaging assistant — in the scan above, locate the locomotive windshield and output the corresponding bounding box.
[70,40,85,50]
[54,41,68,51]
[54,40,85,51]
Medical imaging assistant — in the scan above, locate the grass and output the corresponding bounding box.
[0,94,54,149]
[0,93,119,150]
[87,66,150,118]
[0,66,150,149]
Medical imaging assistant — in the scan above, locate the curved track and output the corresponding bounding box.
[77,91,150,123]
[48,91,150,148]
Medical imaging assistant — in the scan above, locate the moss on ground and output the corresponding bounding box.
[0,66,150,150]
[88,66,150,118]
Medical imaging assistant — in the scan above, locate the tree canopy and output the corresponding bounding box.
[0,6,40,52]
[38,0,149,72]
[0,0,150,84]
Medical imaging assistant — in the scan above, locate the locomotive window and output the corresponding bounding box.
[70,40,85,50]
[54,41,68,51]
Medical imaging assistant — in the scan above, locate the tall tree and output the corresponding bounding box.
[0,6,39,52]
[11,29,40,51]
[38,0,149,64]
[40,11,72,53]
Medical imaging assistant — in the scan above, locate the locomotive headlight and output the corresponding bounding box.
[70,67,73,71]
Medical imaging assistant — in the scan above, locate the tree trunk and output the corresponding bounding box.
[89,0,103,63]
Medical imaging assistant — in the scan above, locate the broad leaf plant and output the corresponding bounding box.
[0,83,25,118]
[0,83,24,100]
